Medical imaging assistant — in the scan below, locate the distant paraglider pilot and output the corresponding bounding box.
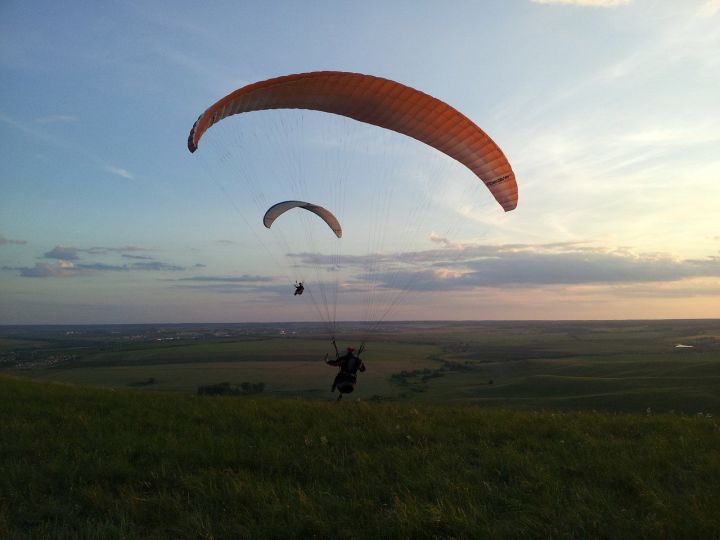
[326,342,365,401]
[294,281,304,296]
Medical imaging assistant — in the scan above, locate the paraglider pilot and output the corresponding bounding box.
[294,281,304,296]
[326,339,365,400]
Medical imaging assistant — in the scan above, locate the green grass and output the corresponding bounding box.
[2,376,719,539]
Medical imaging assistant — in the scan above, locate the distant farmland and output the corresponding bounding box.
[1,320,719,413]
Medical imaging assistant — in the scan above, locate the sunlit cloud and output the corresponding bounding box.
[619,126,720,146]
[699,0,720,18]
[530,0,631,6]
[429,232,465,250]
[604,279,720,298]
[287,241,720,291]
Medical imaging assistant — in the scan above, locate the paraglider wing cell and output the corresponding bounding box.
[188,71,518,212]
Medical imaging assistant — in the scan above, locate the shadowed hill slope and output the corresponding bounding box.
[1,376,719,538]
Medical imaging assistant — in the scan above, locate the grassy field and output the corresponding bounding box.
[2,320,719,413]
[1,336,441,398]
[1,376,719,538]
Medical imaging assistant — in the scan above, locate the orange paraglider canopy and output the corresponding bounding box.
[188,71,517,211]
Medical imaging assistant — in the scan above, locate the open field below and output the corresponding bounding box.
[2,320,719,413]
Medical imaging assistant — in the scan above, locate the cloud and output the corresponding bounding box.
[14,261,86,278]
[73,261,184,272]
[44,245,153,259]
[75,262,128,272]
[174,282,283,294]
[128,261,184,271]
[0,112,73,150]
[289,241,720,292]
[699,0,720,18]
[44,246,80,260]
[530,0,631,6]
[0,235,27,246]
[6,259,185,277]
[397,252,720,291]
[7,243,177,277]
[172,275,274,283]
[106,165,134,180]
[87,245,151,255]
[429,232,464,250]
[619,127,720,146]
[605,281,720,298]
[33,115,78,124]
[1,114,134,182]
[169,274,285,295]
[288,242,596,269]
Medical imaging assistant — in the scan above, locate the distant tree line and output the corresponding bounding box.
[197,381,265,396]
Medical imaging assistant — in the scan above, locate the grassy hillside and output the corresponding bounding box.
[2,376,719,539]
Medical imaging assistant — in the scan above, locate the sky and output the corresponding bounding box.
[1,0,719,324]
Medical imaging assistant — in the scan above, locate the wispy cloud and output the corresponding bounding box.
[699,0,720,18]
[0,112,74,150]
[170,280,294,298]
[43,245,153,259]
[5,259,185,277]
[619,126,720,146]
[10,261,87,278]
[0,234,27,246]
[105,165,134,180]
[530,0,631,6]
[128,261,184,271]
[73,261,184,273]
[87,245,152,254]
[605,280,720,298]
[172,274,274,283]
[33,115,78,124]
[1,112,139,181]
